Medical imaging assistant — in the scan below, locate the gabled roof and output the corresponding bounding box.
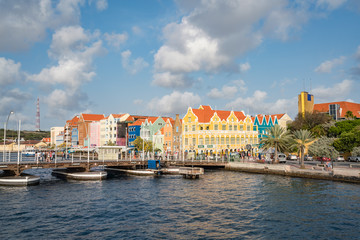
[66,116,79,126]
[313,101,360,118]
[128,119,145,126]
[191,106,246,123]
[81,113,105,122]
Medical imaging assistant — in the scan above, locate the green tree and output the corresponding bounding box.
[260,125,291,163]
[345,110,354,120]
[133,137,153,152]
[290,130,315,168]
[352,146,360,156]
[308,136,338,159]
[288,112,332,134]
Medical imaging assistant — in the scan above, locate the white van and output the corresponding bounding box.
[278,153,287,163]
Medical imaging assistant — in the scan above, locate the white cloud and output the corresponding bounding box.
[29,26,104,89]
[133,99,143,105]
[208,79,247,99]
[104,32,128,49]
[239,62,251,73]
[152,72,193,89]
[147,91,201,115]
[132,26,143,35]
[153,0,317,89]
[0,0,84,51]
[45,88,88,117]
[316,0,347,10]
[0,58,21,86]
[312,79,353,102]
[226,90,297,116]
[0,88,32,116]
[314,56,346,73]
[121,50,149,74]
[95,0,108,11]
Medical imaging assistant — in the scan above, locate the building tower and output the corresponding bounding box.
[36,97,40,131]
[298,91,314,117]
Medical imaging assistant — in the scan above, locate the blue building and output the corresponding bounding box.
[128,119,144,147]
[71,128,79,147]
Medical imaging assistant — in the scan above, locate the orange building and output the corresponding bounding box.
[313,101,360,120]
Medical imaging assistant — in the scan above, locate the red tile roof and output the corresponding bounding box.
[314,101,360,118]
[192,106,246,123]
[128,119,145,126]
[81,113,105,121]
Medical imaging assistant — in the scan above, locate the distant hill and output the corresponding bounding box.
[0,129,50,141]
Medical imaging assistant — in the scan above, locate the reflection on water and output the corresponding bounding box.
[0,170,359,239]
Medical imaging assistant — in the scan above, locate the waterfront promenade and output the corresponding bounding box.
[226,162,360,183]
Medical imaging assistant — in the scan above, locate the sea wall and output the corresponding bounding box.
[225,162,360,184]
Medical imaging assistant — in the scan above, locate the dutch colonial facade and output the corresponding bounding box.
[182,105,259,156]
[140,117,165,141]
[64,116,79,147]
[173,114,182,155]
[99,114,129,146]
[254,113,293,143]
[163,118,175,154]
[128,119,145,147]
[78,114,105,147]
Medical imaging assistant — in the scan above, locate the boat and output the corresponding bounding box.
[0,174,40,186]
[104,167,159,176]
[22,149,36,157]
[52,168,107,180]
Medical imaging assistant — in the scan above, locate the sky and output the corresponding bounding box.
[1,0,360,131]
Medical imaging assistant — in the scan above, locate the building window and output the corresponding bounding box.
[226,137,229,144]
[185,138,188,145]
[240,125,243,131]
[192,125,196,131]
[231,137,235,144]
[185,125,188,132]
[236,136,240,144]
[192,138,196,145]
[205,137,209,145]
[176,126,179,132]
[247,125,250,131]
[211,136,215,144]
[222,125,226,130]
[234,125,238,131]
[188,117,191,123]
[229,125,232,131]
[214,124,218,130]
[221,137,224,144]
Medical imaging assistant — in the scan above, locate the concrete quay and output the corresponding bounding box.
[225,162,360,184]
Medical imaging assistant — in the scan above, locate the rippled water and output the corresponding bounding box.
[0,169,359,239]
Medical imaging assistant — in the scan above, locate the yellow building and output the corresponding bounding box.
[182,105,259,156]
[298,91,314,117]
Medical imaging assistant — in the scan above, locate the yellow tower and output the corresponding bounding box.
[298,91,314,117]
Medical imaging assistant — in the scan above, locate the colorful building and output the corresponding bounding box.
[128,119,145,147]
[298,91,314,117]
[182,105,259,156]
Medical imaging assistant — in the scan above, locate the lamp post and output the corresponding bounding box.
[3,111,14,162]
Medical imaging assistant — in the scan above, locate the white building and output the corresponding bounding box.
[50,127,64,146]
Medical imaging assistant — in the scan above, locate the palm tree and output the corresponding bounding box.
[260,125,290,163]
[290,130,315,169]
[345,110,354,120]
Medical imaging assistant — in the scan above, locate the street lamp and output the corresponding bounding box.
[3,111,14,162]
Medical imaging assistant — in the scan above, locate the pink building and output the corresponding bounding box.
[89,121,101,147]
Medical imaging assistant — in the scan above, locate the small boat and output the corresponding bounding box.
[104,167,160,176]
[22,149,36,157]
[52,168,107,180]
[0,174,40,186]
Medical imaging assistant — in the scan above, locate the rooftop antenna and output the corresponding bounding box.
[36,97,40,131]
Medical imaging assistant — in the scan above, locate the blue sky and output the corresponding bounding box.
[1,0,360,131]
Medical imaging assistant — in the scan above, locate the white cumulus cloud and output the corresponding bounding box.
[312,79,353,102]
[0,58,22,86]
[315,56,346,73]
[147,91,201,115]
[104,32,128,49]
[121,50,149,74]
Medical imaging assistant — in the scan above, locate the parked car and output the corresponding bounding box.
[348,156,360,162]
[336,156,345,162]
[317,156,331,162]
[287,154,298,161]
[304,155,313,161]
[278,153,287,163]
